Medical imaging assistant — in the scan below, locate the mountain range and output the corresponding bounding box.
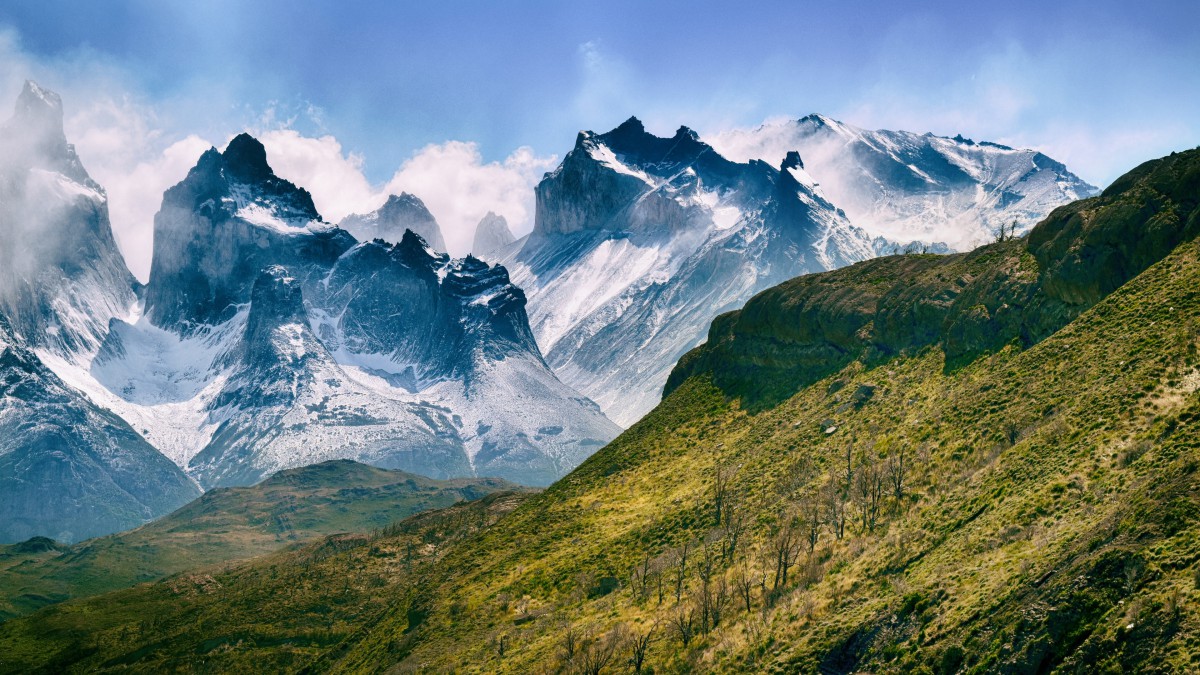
[0,82,616,542]
[709,114,1098,250]
[494,116,1093,426]
[0,82,1096,545]
[2,143,1194,673]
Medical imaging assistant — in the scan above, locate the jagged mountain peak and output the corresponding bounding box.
[392,228,447,270]
[782,150,804,170]
[1,80,96,188]
[674,125,700,141]
[516,116,876,425]
[613,115,645,134]
[472,211,516,259]
[222,132,275,184]
[0,82,134,356]
[170,134,321,224]
[382,192,428,211]
[13,80,64,133]
[709,114,1099,249]
[145,134,350,329]
[339,191,446,251]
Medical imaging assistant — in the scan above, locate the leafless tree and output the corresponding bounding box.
[669,603,697,648]
[671,541,691,603]
[694,543,730,633]
[823,474,848,540]
[885,446,908,511]
[629,555,654,601]
[733,556,755,612]
[853,453,886,534]
[798,490,822,555]
[770,512,803,592]
[717,502,748,565]
[621,621,657,674]
[842,441,855,493]
[576,628,621,675]
[558,625,584,669]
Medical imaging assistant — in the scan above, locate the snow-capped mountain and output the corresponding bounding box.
[50,133,618,489]
[0,315,199,543]
[708,114,1098,250]
[0,81,137,357]
[472,211,516,260]
[499,117,876,426]
[0,82,198,543]
[340,192,447,252]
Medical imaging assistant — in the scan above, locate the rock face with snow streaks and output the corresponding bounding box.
[500,117,876,425]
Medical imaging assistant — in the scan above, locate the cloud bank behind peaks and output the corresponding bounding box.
[261,131,555,257]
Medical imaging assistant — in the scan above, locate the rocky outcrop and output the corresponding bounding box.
[667,147,1200,409]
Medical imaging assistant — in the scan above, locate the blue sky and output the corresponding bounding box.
[1,0,1198,271]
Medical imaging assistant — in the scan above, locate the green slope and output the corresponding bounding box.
[0,490,530,674]
[0,460,522,621]
[1,148,1199,673]
[324,147,1200,673]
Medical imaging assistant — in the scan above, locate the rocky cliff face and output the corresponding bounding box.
[144,133,354,331]
[340,192,447,251]
[500,117,875,425]
[667,147,1200,408]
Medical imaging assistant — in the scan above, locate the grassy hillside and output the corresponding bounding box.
[1,148,1198,673]
[326,148,1200,673]
[0,490,530,673]
[0,460,522,621]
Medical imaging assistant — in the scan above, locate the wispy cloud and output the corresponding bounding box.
[260,131,556,256]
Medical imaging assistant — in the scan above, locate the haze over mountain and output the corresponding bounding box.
[0,82,198,543]
[471,211,516,259]
[709,114,1098,250]
[339,192,448,252]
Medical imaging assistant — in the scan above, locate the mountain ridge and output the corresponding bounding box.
[708,113,1099,250]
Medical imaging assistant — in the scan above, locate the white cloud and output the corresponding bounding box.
[257,129,376,223]
[97,135,212,281]
[64,96,213,281]
[380,142,556,256]
[260,131,555,257]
